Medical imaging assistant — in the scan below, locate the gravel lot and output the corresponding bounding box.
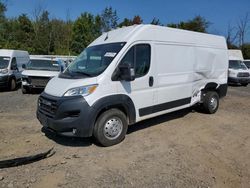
[0,86,250,188]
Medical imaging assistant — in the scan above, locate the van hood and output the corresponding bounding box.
[44,76,98,97]
[22,70,59,77]
[228,68,249,73]
[228,68,250,77]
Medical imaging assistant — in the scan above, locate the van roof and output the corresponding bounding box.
[0,49,29,57]
[228,49,244,60]
[90,24,227,49]
[30,57,59,61]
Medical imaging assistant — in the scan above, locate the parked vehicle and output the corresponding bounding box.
[21,57,65,94]
[244,60,250,69]
[0,49,30,90]
[30,55,76,67]
[37,25,228,146]
[228,50,250,86]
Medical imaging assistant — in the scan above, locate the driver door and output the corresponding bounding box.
[116,43,156,121]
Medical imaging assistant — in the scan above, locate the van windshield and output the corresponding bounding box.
[244,61,250,69]
[63,42,126,77]
[0,56,10,69]
[229,60,247,70]
[27,59,61,71]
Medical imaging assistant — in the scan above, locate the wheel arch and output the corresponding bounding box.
[201,82,227,99]
[88,94,136,135]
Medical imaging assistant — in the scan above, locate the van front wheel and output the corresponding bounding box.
[94,109,128,147]
[9,78,16,91]
[203,91,219,114]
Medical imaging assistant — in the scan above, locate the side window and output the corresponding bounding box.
[120,47,134,67]
[135,44,150,77]
[120,44,150,78]
[11,57,17,70]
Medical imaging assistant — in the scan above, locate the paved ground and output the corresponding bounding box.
[0,85,250,188]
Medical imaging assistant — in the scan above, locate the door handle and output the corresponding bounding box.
[149,76,154,87]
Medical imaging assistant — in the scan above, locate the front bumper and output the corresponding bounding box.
[22,76,51,89]
[37,92,95,137]
[228,77,250,84]
[0,75,10,87]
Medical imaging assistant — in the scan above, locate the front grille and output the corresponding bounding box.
[237,72,250,77]
[38,96,58,118]
[29,76,50,87]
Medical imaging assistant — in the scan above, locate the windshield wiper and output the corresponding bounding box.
[71,71,92,77]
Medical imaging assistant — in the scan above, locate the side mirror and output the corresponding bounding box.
[11,65,17,70]
[22,64,26,69]
[112,64,135,81]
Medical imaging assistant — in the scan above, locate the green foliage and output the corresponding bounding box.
[33,11,52,54]
[242,43,250,59]
[167,16,210,33]
[71,13,102,54]
[0,4,249,56]
[50,19,73,55]
[118,18,133,27]
[0,0,6,48]
[118,15,143,27]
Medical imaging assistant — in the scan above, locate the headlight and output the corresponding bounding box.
[0,69,8,74]
[229,70,236,76]
[64,84,98,97]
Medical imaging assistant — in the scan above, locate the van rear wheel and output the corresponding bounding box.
[93,109,128,147]
[203,91,219,114]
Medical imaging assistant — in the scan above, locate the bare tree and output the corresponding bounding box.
[226,22,239,48]
[237,12,250,48]
[32,2,46,21]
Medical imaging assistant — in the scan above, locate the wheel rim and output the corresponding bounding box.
[11,79,16,90]
[103,117,123,140]
[209,97,218,111]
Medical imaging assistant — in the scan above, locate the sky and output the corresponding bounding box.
[4,0,250,42]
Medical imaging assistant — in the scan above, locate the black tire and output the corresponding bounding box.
[9,78,16,91]
[21,85,29,94]
[241,83,248,87]
[203,91,219,114]
[93,109,128,147]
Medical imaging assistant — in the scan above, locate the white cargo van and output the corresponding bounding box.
[0,49,30,90]
[37,25,228,146]
[228,50,250,86]
[21,57,65,94]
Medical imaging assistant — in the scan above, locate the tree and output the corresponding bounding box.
[33,10,53,54]
[151,18,161,25]
[118,15,143,27]
[0,0,7,48]
[118,18,133,27]
[101,6,118,32]
[241,43,250,59]
[226,23,238,49]
[71,13,102,54]
[132,15,143,24]
[0,0,6,19]
[15,14,35,52]
[168,16,210,33]
[237,13,250,48]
